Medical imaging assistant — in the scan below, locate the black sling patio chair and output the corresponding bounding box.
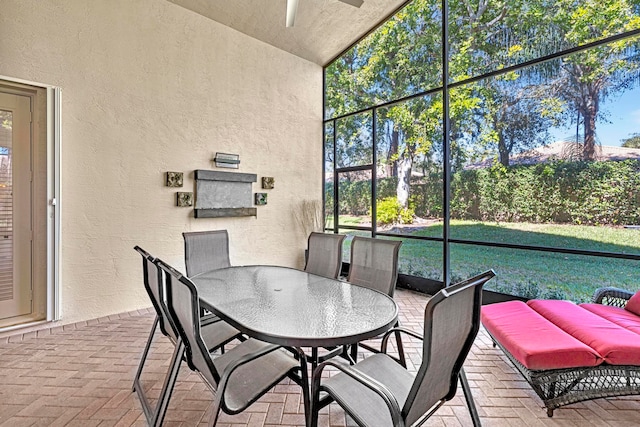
[157,259,310,426]
[183,230,231,277]
[132,246,243,426]
[183,229,234,321]
[304,232,346,279]
[310,270,496,427]
[346,236,405,366]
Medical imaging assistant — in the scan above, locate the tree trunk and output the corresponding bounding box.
[397,156,412,209]
[498,142,510,166]
[582,96,598,160]
[387,129,399,177]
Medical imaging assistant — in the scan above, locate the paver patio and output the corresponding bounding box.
[1,288,640,426]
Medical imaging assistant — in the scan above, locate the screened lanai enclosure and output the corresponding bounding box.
[323,0,640,302]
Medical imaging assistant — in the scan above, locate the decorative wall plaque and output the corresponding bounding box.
[262,177,275,189]
[255,193,267,205]
[166,171,183,187]
[177,192,193,207]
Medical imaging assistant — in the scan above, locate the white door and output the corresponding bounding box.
[0,93,32,321]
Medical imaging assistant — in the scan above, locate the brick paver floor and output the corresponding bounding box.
[2,288,640,426]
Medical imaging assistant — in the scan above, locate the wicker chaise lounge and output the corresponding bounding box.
[481,287,640,417]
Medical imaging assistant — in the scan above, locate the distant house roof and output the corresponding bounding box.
[466,141,640,169]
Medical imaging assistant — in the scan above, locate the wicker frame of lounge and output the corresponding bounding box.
[486,287,640,417]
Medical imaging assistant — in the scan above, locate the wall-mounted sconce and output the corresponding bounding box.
[213,152,240,169]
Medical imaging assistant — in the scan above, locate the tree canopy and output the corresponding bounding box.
[325,0,640,210]
[622,132,640,147]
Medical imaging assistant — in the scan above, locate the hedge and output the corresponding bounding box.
[328,160,640,226]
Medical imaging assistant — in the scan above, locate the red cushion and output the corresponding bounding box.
[624,291,640,316]
[580,303,640,336]
[482,301,602,370]
[528,300,640,366]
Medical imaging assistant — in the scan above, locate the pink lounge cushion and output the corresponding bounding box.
[481,301,602,370]
[528,299,640,366]
[580,303,640,336]
[624,291,640,316]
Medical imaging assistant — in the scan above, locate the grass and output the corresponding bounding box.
[338,218,640,303]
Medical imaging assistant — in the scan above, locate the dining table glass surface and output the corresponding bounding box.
[191,265,398,348]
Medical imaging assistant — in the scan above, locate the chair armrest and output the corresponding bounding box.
[215,343,289,391]
[380,327,423,354]
[312,360,403,427]
[592,287,634,307]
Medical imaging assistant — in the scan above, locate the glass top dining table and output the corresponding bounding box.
[190,265,399,348]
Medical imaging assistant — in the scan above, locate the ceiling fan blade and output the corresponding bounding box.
[338,0,364,7]
[286,0,299,27]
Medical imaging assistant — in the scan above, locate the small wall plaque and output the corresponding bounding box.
[255,193,267,205]
[262,177,275,189]
[166,171,183,187]
[177,192,193,207]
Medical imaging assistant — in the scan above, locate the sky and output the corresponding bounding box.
[549,86,640,147]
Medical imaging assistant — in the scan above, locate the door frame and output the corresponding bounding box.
[0,75,61,330]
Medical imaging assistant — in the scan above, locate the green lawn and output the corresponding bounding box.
[339,219,640,303]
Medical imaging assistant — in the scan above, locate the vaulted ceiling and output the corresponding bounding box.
[167,0,409,66]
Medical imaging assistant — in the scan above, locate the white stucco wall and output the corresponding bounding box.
[0,0,323,324]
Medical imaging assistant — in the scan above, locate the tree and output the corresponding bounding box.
[478,82,559,166]
[621,132,640,147]
[549,0,640,159]
[325,0,640,213]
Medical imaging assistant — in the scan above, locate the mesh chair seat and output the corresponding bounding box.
[201,320,243,352]
[213,339,301,413]
[321,354,414,427]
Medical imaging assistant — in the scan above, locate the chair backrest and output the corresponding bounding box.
[402,270,495,426]
[304,232,346,279]
[183,230,231,277]
[133,246,178,341]
[346,237,402,296]
[157,259,221,389]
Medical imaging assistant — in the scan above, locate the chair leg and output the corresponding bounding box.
[208,397,222,427]
[459,368,482,427]
[349,343,358,364]
[310,366,323,427]
[394,329,406,368]
[152,340,185,427]
[311,347,319,371]
[133,316,159,392]
[296,349,310,427]
[208,367,229,427]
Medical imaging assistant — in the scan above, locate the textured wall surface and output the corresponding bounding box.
[0,0,323,324]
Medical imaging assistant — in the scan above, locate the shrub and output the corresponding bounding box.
[375,197,415,225]
[332,159,640,226]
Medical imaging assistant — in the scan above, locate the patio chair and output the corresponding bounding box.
[183,230,231,277]
[132,246,243,427]
[304,232,346,279]
[157,259,310,426]
[183,229,232,321]
[347,236,405,365]
[310,270,496,427]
